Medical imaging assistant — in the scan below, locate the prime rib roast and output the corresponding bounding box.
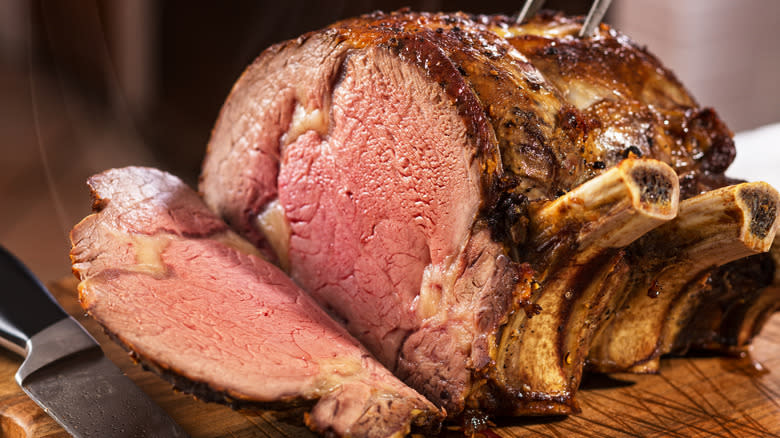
[70,9,780,436]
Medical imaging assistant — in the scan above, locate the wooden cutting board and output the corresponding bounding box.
[1,278,778,437]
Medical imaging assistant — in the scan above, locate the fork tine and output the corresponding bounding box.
[578,0,614,38]
[515,0,547,24]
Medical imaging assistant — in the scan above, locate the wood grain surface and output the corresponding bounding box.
[1,278,778,437]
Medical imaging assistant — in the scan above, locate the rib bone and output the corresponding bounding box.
[529,158,679,276]
[589,181,779,373]
[677,239,780,354]
[495,158,679,414]
[721,239,780,349]
[729,284,780,348]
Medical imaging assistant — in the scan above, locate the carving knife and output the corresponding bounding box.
[0,245,189,437]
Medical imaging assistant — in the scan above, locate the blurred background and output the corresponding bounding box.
[1,0,779,281]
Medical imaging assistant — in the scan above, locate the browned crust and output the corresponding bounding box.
[677,252,777,353]
[479,11,736,201]
[479,12,695,108]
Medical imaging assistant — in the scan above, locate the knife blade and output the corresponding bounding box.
[0,245,189,437]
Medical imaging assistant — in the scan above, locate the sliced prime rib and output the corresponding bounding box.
[200,9,777,418]
[69,167,443,437]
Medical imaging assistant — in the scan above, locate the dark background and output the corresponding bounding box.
[0,0,778,280]
[21,0,594,178]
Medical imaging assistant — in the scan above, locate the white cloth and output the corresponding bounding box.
[729,123,780,188]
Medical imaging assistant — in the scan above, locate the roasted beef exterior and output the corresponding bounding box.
[198,9,779,417]
[70,167,443,437]
[673,246,779,354]
[480,11,738,199]
[587,182,778,373]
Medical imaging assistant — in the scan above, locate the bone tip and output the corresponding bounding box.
[736,181,779,250]
[621,159,680,219]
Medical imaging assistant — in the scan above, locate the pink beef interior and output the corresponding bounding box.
[70,167,442,436]
[199,30,502,413]
[82,238,360,399]
[280,47,481,366]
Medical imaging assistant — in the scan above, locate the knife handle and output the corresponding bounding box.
[0,245,68,356]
